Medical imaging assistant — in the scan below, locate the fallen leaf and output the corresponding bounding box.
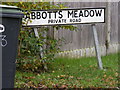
[60,85,68,89]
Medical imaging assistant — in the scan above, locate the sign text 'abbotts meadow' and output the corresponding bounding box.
[23,8,105,26]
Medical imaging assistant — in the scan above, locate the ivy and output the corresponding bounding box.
[2,2,77,71]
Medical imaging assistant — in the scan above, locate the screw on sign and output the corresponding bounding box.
[0,24,7,47]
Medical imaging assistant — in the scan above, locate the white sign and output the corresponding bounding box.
[23,8,105,26]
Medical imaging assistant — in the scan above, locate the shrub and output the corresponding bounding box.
[2,2,77,72]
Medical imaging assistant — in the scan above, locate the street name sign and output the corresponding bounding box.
[23,7,105,70]
[23,7,105,26]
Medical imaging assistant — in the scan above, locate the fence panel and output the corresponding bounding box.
[53,2,118,55]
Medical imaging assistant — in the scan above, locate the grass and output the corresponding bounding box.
[15,53,119,88]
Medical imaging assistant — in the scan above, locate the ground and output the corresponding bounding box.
[15,53,119,88]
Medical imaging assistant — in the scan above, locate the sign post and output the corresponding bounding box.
[33,28,44,58]
[92,24,103,70]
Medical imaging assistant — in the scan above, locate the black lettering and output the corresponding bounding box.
[90,10,94,17]
[48,20,50,23]
[68,10,74,18]
[59,19,61,23]
[79,10,84,17]
[42,12,47,19]
[53,11,57,18]
[63,19,66,23]
[70,19,72,22]
[51,20,53,23]
[76,18,79,22]
[55,20,57,23]
[95,9,102,16]
[31,12,36,19]
[58,11,63,18]
[25,12,30,19]
[84,10,89,17]
[48,19,67,23]
[74,10,78,18]
[48,11,52,19]
[73,19,75,22]
[36,12,41,19]
[78,18,81,22]
[70,18,81,22]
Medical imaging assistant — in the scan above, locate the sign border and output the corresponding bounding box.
[23,7,106,27]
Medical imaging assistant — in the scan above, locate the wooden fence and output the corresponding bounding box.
[52,2,119,57]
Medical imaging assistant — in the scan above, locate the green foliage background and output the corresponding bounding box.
[2,2,77,72]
